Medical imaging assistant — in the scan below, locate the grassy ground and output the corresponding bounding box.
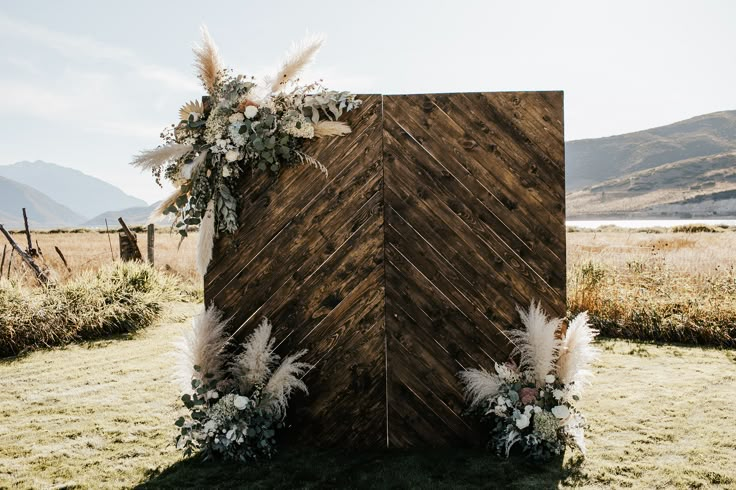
[567,226,736,346]
[1,303,734,489]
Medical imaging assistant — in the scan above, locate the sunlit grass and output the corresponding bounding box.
[0,305,734,489]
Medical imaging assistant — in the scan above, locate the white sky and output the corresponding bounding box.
[1,0,735,204]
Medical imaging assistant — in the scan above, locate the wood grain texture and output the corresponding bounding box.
[204,92,565,449]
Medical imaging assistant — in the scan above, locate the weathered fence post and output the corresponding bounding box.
[22,208,37,257]
[0,224,52,285]
[0,244,6,275]
[147,224,155,265]
[117,217,143,262]
[55,246,71,273]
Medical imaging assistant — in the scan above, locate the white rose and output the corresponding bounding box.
[244,105,258,119]
[551,405,570,419]
[553,389,564,400]
[515,413,530,430]
[204,420,217,433]
[228,112,244,123]
[180,163,193,180]
[216,138,228,148]
[533,406,542,414]
[225,150,239,163]
[222,165,232,177]
[545,374,556,384]
[233,395,248,410]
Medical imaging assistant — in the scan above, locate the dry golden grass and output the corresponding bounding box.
[568,227,736,346]
[1,229,199,287]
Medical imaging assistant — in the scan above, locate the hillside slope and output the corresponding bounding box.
[0,161,147,219]
[0,177,85,228]
[83,202,171,227]
[566,111,736,218]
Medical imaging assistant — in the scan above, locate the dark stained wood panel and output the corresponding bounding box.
[383,92,565,448]
[204,92,565,449]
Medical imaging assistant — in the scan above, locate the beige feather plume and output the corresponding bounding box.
[149,189,183,222]
[131,144,192,171]
[556,311,599,390]
[270,34,324,93]
[458,368,502,410]
[295,150,328,177]
[230,318,279,393]
[507,301,562,387]
[193,26,222,95]
[313,120,352,138]
[174,305,229,393]
[196,199,215,277]
[261,349,312,418]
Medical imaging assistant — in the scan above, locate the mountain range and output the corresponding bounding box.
[566,110,736,219]
[1,110,735,228]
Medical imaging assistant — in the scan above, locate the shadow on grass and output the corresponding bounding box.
[137,448,586,489]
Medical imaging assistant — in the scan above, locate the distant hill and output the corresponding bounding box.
[0,161,147,219]
[0,176,84,228]
[566,111,736,219]
[83,202,170,228]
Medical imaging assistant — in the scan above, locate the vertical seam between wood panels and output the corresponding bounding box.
[381,94,389,449]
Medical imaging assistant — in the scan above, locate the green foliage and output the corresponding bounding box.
[0,262,188,357]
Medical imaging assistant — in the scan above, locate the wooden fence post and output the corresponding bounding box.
[0,224,52,285]
[147,224,155,265]
[0,244,5,275]
[117,218,143,262]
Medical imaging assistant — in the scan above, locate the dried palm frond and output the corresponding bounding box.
[269,34,324,93]
[131,144,193,171]
[313,120,352,138]
[556,311,599,390]
[230,318,279,393]
[174,305,229,393]
[196,199,215,277]
[261,349,312,418]
[179,99,204,121]
[458,368,502,410]
[295,150,328,177]
[507,301,562,387]
[149,189,184,222]
[193,25,222,95]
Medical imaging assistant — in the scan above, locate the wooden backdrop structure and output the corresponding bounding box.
[204,92,566,448]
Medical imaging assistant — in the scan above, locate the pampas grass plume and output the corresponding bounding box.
[270,34,324,93]
[508,301,561,387]
[174,306,229,393]
[313,120,352,138]
[193,26,222,95]
[230,318,279,393]
[458,368,502,410]
[196,199,215,277]
[131,144,192,171]
[556,311,599,389]
[262,349,312,418]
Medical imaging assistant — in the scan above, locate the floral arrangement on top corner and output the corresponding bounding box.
[174,307,311,462]
[458,302,599,462]
[131,27,361,276]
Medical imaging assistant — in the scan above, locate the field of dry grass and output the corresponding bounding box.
[1,229,199,286]
[1,304,733,489]
[568,226,736,346]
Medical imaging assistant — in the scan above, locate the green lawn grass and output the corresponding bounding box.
[1,303,735,489]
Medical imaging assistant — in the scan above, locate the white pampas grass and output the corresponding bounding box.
[230,318,279,393]
[193,26,222,95]
[261,349,311,418]
[174,306,229,393]
[131,144,192,171]
[149,189,183,222]
[458,368,502,410]
[269,34,324,93]
[507,301,562,387]
[196,199,215,277]
[313,120,352,138]
[556,311,599,390]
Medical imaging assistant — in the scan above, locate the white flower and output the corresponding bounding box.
[205,389,219,400]
[244,105,258,119]
[545,374,556,385]
[180,163,193,180]
[225,150,239,163]
[553,389,564,400]
[203,420,217,433]
[189,112,200,122]
[524,404,534,414]
[228,112,244,123]
[222,165,232,177]
[496,395,507,407]
[233,395,248,410]
[493,404,507,417]
[551,405,570,420]
[533,406,542,414]
[515,413,530,429]
[216,138,230,148]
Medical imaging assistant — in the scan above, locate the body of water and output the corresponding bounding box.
[566,219,736,229]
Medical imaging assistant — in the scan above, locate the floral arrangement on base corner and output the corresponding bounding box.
[131,27,361,276]
[174,307,311,461]
[459,302,599,462]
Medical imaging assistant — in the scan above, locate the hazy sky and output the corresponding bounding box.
[1,0,735,203]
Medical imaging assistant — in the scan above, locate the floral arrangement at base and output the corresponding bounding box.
[131,27,361,276]
[174,307,311,461]
[459,302,598,462]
